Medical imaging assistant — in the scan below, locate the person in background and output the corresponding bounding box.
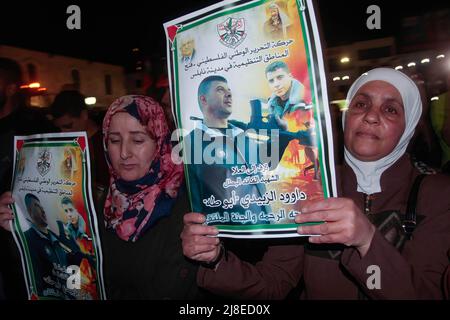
[430,71,450,174]
[147,74,176,133]
[50,90,110,191]
[406,71,441,170]
[0,57,55,300]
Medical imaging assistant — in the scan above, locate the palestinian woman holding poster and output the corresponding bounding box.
[97,95,203,299]
[183,68,450,299]
[1,95,205,300]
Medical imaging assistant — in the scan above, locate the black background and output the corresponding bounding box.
[1,0,449,65]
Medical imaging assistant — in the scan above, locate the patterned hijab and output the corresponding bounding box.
[343,68,422,194]
[102,95,183,242]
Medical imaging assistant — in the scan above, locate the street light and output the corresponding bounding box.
[395,65,403,70]
[431,96,439,102]
[407,62,416,67]
[29,82,41,88]
[85,97,96,105]
[342,75,350,80]
[332,76,341,81]
[20,82,42,89]
[340,57,350,63]
[421,58,430,64]
[436,54,445,59]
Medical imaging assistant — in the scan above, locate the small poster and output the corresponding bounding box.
[165,0,336,238]
[10,132,105,300]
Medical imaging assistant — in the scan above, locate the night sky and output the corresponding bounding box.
[1,0,449,65]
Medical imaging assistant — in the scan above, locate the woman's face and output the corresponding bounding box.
[344,80,406,161]
[107,112,157,181]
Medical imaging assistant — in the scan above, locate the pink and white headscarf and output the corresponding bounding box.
[102,95,183,242]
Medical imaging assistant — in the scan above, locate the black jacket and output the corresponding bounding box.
[0,106,55,300]
[98,189,204,300]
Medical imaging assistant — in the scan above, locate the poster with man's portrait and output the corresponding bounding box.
[165,0,337,238]
[10,132,105,300]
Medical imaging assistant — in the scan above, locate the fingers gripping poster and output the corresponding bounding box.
[10,132,105,300]
[165,0,337,238]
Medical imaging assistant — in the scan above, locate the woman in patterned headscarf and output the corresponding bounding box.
[99,95,202,299]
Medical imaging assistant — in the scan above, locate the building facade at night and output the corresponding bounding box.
[326,37,449,103]
[0,45,126,108]
[325,9,450,103]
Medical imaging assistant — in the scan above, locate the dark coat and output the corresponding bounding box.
[197,154,450,299]
[97,189,204,300]
[0,106,55,300]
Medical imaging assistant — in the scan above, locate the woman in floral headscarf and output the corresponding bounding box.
[99,95,202,299]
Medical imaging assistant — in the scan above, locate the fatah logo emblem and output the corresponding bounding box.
[217,17,246,49]
[37,149,52,176]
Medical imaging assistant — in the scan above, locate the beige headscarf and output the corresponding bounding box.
[343,68,422,194]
